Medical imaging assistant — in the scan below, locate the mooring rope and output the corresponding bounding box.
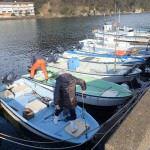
[1,79,149,149]
[1,86,147,150]
[91,82,150,149]
[0,135,83,150]
[0,123,101,150]
[0,123,101,144]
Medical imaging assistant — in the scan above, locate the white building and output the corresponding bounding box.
[0,2,35,17]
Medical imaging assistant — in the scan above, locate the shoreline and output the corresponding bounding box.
[0,11,150,21]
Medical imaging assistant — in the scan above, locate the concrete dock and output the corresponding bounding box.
[105,88,150,150]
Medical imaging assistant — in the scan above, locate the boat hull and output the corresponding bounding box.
[76,94,130,106]
[27,77,132,107]
[78,72,140,83]
[0,101,56,141]
[0,78,100,144]
[47,64,141,84]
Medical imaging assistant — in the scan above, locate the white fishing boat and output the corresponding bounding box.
[63,50,145,66]
[93,23,150,44]
[94,30,150,44]
[0,78,100,144]
[46,56,141,83]
[78,22,149,56]
[23,66,133,107]
[76,40,150,65]
[78,38,148,55]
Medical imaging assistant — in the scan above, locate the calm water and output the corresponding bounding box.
[0,12,150,149]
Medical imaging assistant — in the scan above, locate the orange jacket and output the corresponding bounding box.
[30,59,48,80]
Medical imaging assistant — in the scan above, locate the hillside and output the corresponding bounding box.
[1,0,150,17]
[33,0,150,17]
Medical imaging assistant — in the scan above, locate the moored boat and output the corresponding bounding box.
[63,49,145,65]
[47,56,141,83]
[93,23,150,45]
[23,67,133,106]
[78,38,147,55]
[0,78,100,144]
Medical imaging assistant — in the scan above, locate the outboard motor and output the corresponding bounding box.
[76,43,83,50]
[53,54,59,63]
[56,46,64,53]
[1,71,17,85]
[47,54,59,63]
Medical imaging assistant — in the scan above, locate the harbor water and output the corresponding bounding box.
[0,12,150,149]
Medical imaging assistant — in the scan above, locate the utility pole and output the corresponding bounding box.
[48,1,50,10]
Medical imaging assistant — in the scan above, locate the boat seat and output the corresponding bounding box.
[25,99,47,114]
[23,99,48,120]
[0,90,14,98]
[0,83,31,98]
[65,118,90,137]
[11,83,31,93]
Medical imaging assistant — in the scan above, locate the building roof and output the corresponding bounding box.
[0,2,34,5]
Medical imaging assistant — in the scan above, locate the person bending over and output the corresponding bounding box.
[53,72,86,132]
[29,54,48,80]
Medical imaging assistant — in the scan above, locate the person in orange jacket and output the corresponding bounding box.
[29,54,48,80]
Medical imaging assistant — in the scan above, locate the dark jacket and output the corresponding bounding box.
[54,73,86,108]
[31,54,45,65]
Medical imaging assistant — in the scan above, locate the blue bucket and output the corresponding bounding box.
[67,57,80,71]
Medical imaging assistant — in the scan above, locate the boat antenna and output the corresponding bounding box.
[114,0,119,72]
[114,32,118,72]
[146,39,150,51]
[118,9,120,26]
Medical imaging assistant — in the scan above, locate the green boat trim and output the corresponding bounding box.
[33,67,132,98]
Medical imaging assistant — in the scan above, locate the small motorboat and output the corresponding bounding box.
[46,56,141,83]
[23,67,133,106]
[63,49,145,65]
[0,78,100,144]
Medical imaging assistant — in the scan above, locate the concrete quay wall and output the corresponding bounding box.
[105,88,150,150]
